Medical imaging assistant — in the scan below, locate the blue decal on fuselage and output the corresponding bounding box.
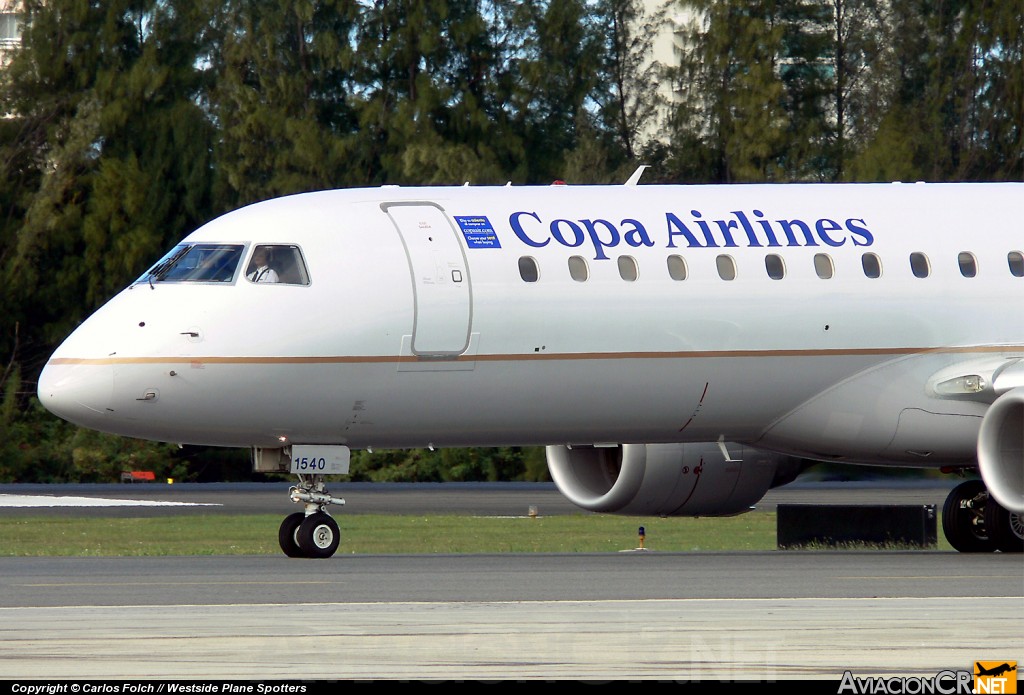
[456,215,501,248]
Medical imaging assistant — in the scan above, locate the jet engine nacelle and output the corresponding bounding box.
[977,388,1024,513]
[545,442,802,516]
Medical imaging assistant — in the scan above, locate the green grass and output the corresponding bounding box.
[0,512,953,556]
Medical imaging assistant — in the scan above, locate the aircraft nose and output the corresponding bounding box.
[37,359,114,430]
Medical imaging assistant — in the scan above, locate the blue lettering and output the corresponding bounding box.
[749,210,782,247]
[815,218,846,247]
[666,213,709,248]
[550,219,584,248]
[691,211,722,247]
[581,219,620,260]
[846,218,874,246]
[509,209,874,255]
[621,219,654,248]
[713,219,741,248]
[731,211,762,248]
[778,218,817,247]
[509,211,548,248]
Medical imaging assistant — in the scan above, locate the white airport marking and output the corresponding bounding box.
[0,494,221,508]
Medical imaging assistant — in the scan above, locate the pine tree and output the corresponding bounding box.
[667,0,790,181]
[204,0,362,205]
[591,0,665,165]
[826,0,887,180]
[505,0,604,182]
[848,0,1022,181]
[0,0,215,481]
[3,1,214,343]
[350,0,513,185]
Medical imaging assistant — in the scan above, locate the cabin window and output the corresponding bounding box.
[245,244,310,285]
[957,252,978,278]
[861,253,882,279]
[1008,252,1024,278]
[716,254,737,281]
[814,253,834,279]
[910,252,931,278]
[138,244,244,284]
[764,254,785,280]
[617,255,639,282]
[518,256,539,282]
[667,255,688,281]
[568,255,589,282]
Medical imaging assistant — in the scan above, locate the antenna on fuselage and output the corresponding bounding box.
[625,165,650,186]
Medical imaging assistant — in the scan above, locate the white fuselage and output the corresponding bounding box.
[38,182,1024,468]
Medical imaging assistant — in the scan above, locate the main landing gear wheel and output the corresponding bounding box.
[297,512,341,559]
[942,480,995,553]
[984,497,1024,553]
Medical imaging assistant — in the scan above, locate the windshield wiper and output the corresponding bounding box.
[146,245,194,286]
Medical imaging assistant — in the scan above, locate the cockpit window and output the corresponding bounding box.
[139,244,244,284]
[245,244,310,285]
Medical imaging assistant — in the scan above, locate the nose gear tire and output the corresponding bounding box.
[278,512,307,558]
[297,511,341,558]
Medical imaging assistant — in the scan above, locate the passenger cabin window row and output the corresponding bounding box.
[516,252,1024,283]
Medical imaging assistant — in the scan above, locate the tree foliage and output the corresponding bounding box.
[0,0,1020,482]
[656,0,1022,183]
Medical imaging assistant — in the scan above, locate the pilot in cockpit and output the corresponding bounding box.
[247,247,280,283]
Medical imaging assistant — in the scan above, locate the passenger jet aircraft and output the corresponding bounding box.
[37,175,1024,557]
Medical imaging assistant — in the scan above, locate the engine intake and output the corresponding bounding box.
[978,388,1024,513]
[545,442,801,516]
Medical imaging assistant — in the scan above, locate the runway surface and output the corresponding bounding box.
[0,478,964,517]
[0,480,1021,681]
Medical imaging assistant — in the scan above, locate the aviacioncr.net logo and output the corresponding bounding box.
[838,670,972,694]
[974,661,1017,694]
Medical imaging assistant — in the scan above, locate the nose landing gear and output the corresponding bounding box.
[278,474,345,558]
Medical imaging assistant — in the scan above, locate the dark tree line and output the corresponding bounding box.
[0,0,1020,482]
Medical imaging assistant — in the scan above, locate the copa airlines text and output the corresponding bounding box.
[508,207,874,259]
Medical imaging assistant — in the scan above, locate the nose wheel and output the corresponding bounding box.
[278,512,306,558]
[297,512,341,558]
[278,474,345,558]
